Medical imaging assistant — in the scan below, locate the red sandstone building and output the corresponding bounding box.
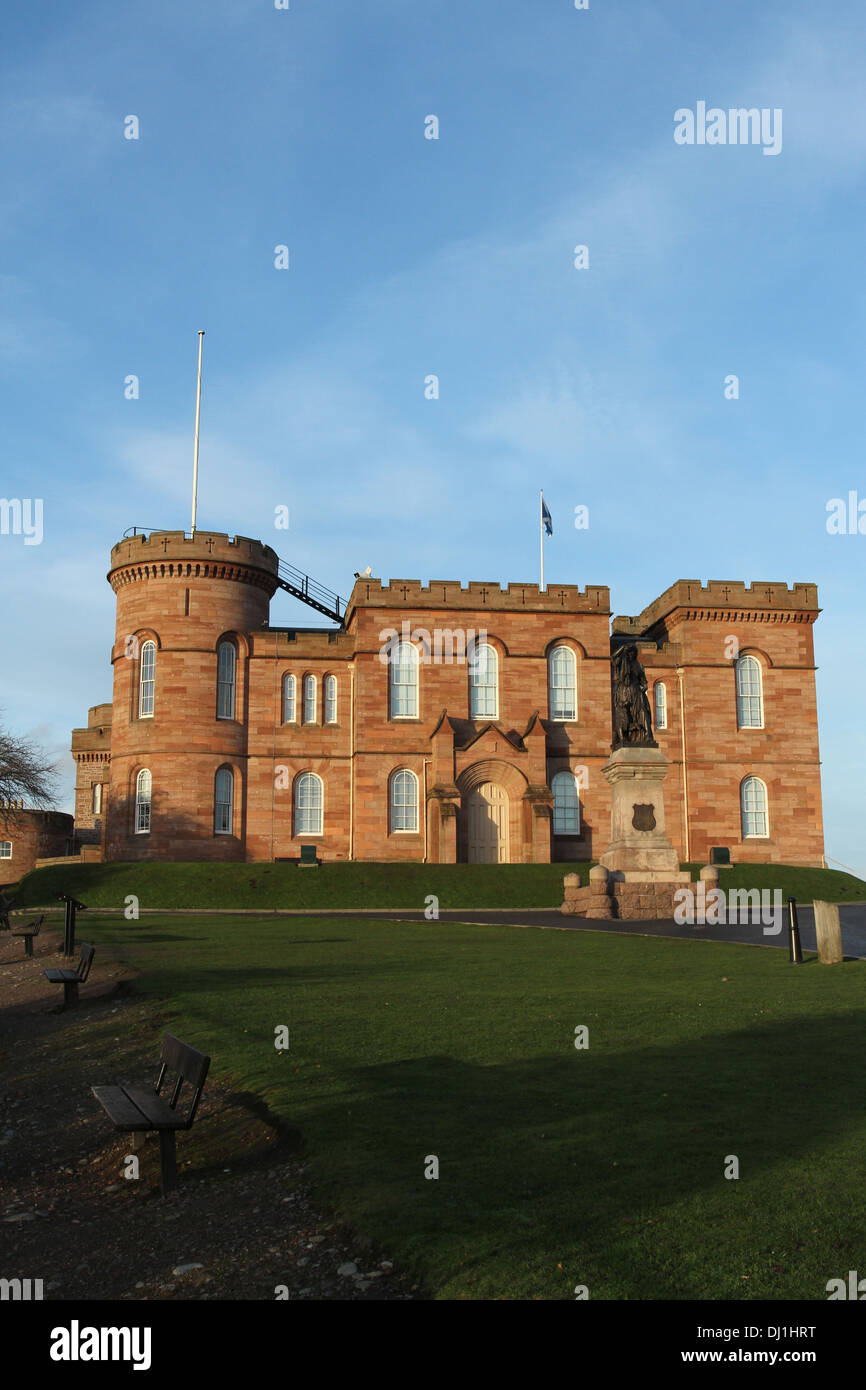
[69,530,825,867]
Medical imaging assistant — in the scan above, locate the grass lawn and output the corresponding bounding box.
[77,911,866,1300]
[11,858,866,911]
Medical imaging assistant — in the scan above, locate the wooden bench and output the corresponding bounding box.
[43,942,95,1008]
[12,914,44,958]
[92,1034,211,1196]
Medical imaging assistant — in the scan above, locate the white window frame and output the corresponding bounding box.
[92,783,102,815]
[736,655,764,729]
[294,771,323,836]
[282,674,296,724]
[469,643,498,719]
[303,674,317,724]
[548,646,577,722]
[135,769,152,834]
[551,770,581,835]
[214,766,234,834]
[139,640,156,718]
[217,640,237,720]
[324,674,338,724]
[389,642,419,719]
[0,841,11,859]
[741,776,769,838]
[389,769,419,833]
[654,681,667,730]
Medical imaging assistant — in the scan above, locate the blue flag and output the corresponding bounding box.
[541,498,553,536]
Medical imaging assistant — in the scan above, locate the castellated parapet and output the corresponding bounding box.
[345,578,610,622]
[612,579,820,636]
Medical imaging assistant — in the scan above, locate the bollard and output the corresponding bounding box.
[786,897,803,964]
[813,900,844,964]
[59,894,87,958]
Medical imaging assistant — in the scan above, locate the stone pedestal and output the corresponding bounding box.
[598,746,687,880]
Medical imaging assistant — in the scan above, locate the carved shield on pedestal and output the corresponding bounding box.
[632,803,656,832]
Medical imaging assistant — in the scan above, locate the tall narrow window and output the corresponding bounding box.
[741,776,768,837]
[548,646,577,721]
[324,674,337,724]
[294,772,323,835]
[551,771,581,834]
[135,769,152,834]
[282,674,296,723]
[139,640,156,718]
[92,783,102,815]
[389,769,419,833]
[469,643,498,719]
[736,655,763,728]
[217,641,237,720]
[390,642,418,718]
[654,681,667,730]
[214,766,233,834]
[303,674,317,724]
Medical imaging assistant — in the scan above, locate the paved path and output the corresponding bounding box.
[20,903,866,958]
[297,903,866,958]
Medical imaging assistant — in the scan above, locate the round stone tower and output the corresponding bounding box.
[105,530,279,861]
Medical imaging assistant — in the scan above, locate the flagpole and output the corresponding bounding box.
[540,489,544,592]
[191,330,205,536]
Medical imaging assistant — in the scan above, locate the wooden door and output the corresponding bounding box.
[466,783,509,863]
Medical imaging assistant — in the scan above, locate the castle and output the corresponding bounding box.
[65,529,825,868]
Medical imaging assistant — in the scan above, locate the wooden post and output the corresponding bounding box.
[813,900,843,964]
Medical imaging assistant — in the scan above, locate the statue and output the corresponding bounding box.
[611,643,657,751]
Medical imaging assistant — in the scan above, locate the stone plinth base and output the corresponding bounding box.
[561,867,691,921]
[598,745,680,877]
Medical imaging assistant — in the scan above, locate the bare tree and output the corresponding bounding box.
[0,716,59,811]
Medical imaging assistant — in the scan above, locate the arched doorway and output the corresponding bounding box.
[465,782,509,863]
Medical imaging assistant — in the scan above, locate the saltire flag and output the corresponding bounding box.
[541,497,553,536]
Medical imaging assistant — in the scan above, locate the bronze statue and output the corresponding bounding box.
[611,643,657,750]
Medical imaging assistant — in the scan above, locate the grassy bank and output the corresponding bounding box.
[78,911,866,1300]
[9,859,866,912]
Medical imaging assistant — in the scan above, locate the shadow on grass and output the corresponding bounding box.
[290,1008,866,1293]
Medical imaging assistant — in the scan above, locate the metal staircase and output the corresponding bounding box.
[274,557,346,625]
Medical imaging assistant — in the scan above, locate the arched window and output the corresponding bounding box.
[390,769,419,833]
[736,655,763,729]
[217,640,237,720]
[303,674,317,724]
[551,771,581,834]
[282,674,296,723]
[654,681,667,730]
[548,646,577,721]
[139,640,156,718]
[390,642,418,718]
[214,766,233,834]
[741,776,769,837]
[469,643,498,719]
[324,674,337,724]
[92,783,102,815]
[294,772,323,836]
[135,769,152,834]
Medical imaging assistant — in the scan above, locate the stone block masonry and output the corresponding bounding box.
[67,532,824,868]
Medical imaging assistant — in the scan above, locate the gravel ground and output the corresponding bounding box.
[0,928,416,1301]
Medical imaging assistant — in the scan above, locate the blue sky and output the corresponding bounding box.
[1,0,864,873]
